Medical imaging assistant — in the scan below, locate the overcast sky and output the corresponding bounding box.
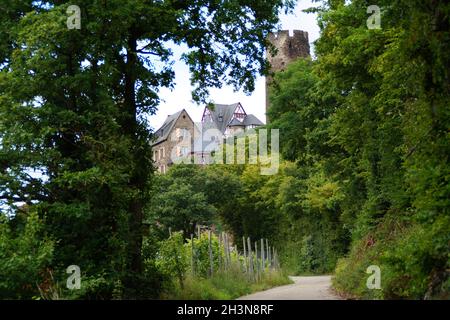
[148,0,321,131]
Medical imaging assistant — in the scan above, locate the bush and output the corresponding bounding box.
[0,211,54,299]
[185,231,221,278]
[155,232,189,289]
[333,215,450,299]
[156,231,291,299]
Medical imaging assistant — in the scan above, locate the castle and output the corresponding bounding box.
[266,30,310,118]
[151,103,264,173]
[152,30,310,173]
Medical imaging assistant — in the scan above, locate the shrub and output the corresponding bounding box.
[155,232,189,289]
[0,211,54,299]
[333,215,450,299]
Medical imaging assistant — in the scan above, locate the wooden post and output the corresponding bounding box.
[247,237,253,279]
[190,234,194,275]
[208,230,213,277]
[266,239,269,268]
[274,249,280,270]
[255,241,259,281]
[272,246,275,269]
[273,248,277,270]
[169,227,172,237]
[243,236,247,273]
[197,225,201,239]
[261,238,265,273]
[268,246,272,269]
[227,233,231,267]
[222,232,226,270]
[218,233,222,271]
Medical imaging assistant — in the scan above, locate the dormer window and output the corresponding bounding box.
[218,115,223,122]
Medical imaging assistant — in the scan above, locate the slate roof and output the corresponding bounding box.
[151,109,184,146]
[205,103,264,133]
[207,103,241,133]
[228,118,245,127]
[242,114,264,127]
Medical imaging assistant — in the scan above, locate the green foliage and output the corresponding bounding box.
[0,211,54,299]
[156,232,189,289]
[152,229,290,299]
[147,165,219,239]
[334,215,450,299]
[1,0,448,300]
[0,1,293,298]
[185,232,221,278]
[164,266,290,300]
[265,0,449,298]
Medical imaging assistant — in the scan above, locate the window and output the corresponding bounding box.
[177,146,189,157]
[174,128,189,141]
[161,147,165,158]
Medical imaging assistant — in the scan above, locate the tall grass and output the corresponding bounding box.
[162,265,291,300]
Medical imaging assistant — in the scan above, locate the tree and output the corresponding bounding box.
[150,179,216,239]
[308,0,449,298]
[0,0,295,297]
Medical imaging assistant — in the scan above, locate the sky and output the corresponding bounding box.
[148,0,321,131]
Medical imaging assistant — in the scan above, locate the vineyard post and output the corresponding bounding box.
[227,233,232,267]
[255,241,259,281]
[243,236,247,273]
[190,234,194,276]
[208,230,213,277]
[261,238,265,273]
[272,246,275,269]
[223,232,228,270]
[247,237,253,280]
[218,233,222,271]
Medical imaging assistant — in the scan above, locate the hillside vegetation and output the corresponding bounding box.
[0,0,448,300]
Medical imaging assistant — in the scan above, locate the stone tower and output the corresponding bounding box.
[265,30,310,120]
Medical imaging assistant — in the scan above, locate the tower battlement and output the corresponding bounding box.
[265,30,311,119]
[267,30,310,72]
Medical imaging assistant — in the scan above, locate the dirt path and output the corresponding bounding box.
[237,275,341,300]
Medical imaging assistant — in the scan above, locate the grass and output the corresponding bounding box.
[162,265,292,300]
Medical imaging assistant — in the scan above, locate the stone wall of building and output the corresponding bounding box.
[265,30,311,119]
[153,110,195,173]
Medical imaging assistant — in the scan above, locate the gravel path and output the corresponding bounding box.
[237,275,341,300]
